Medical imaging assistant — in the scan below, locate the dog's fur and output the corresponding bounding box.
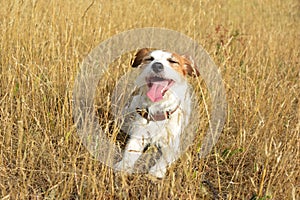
[114,48,199,178]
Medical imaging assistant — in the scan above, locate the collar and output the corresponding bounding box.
[136,104,180,122]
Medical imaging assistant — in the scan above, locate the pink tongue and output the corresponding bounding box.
[147,81,169,102]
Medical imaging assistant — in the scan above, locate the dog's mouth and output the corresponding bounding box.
[146,77,174,102]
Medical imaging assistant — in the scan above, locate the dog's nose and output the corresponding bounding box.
[152,62,164,73]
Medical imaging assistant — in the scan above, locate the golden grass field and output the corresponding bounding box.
[0,0,299,199]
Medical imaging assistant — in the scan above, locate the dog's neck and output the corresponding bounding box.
[136,103,180,122]
[132,82,189,121]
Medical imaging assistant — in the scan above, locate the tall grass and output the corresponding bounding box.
[0,0,299,199]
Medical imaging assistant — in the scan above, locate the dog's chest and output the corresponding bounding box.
[130,111,183,143]
[123,86,190,142]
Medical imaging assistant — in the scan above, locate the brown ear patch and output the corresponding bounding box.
[182,55,200,77]
[132,48,151,68]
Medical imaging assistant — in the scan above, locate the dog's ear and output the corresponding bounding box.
[182,55,200,77]
[132,48,150,68]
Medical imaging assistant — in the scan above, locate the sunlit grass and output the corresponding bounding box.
[0,0,299,199]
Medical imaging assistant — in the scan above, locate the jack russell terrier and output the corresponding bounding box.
[114,48,200,178]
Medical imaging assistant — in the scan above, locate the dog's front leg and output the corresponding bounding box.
[149,136,180,178]
[114,137,148,173]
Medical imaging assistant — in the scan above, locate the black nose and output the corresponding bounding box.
[152,62,164,73]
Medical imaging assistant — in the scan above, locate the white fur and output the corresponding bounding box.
[114,50,192,178]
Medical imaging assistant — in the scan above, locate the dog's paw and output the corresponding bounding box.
[114,161,123,171]
[114,161,134,173]
[148,167,166,179]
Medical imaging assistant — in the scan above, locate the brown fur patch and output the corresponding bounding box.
[132,48,150,68]
[170,53,200,77]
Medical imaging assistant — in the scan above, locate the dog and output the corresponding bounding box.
[114,48,200,178]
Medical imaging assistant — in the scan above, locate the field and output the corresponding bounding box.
[0,0,299,199]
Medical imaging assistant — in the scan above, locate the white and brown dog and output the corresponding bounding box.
[114,48,199,178]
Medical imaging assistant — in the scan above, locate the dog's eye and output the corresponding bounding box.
[168,58,179,64]
[144,56,154,62]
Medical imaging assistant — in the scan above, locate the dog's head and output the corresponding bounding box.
[132,48,200,102]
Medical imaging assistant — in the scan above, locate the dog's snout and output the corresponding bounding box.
[152,62,164,73]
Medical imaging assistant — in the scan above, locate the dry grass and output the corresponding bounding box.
[0,0,299,199]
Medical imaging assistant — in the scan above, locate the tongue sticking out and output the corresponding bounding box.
[147,79,173,102]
